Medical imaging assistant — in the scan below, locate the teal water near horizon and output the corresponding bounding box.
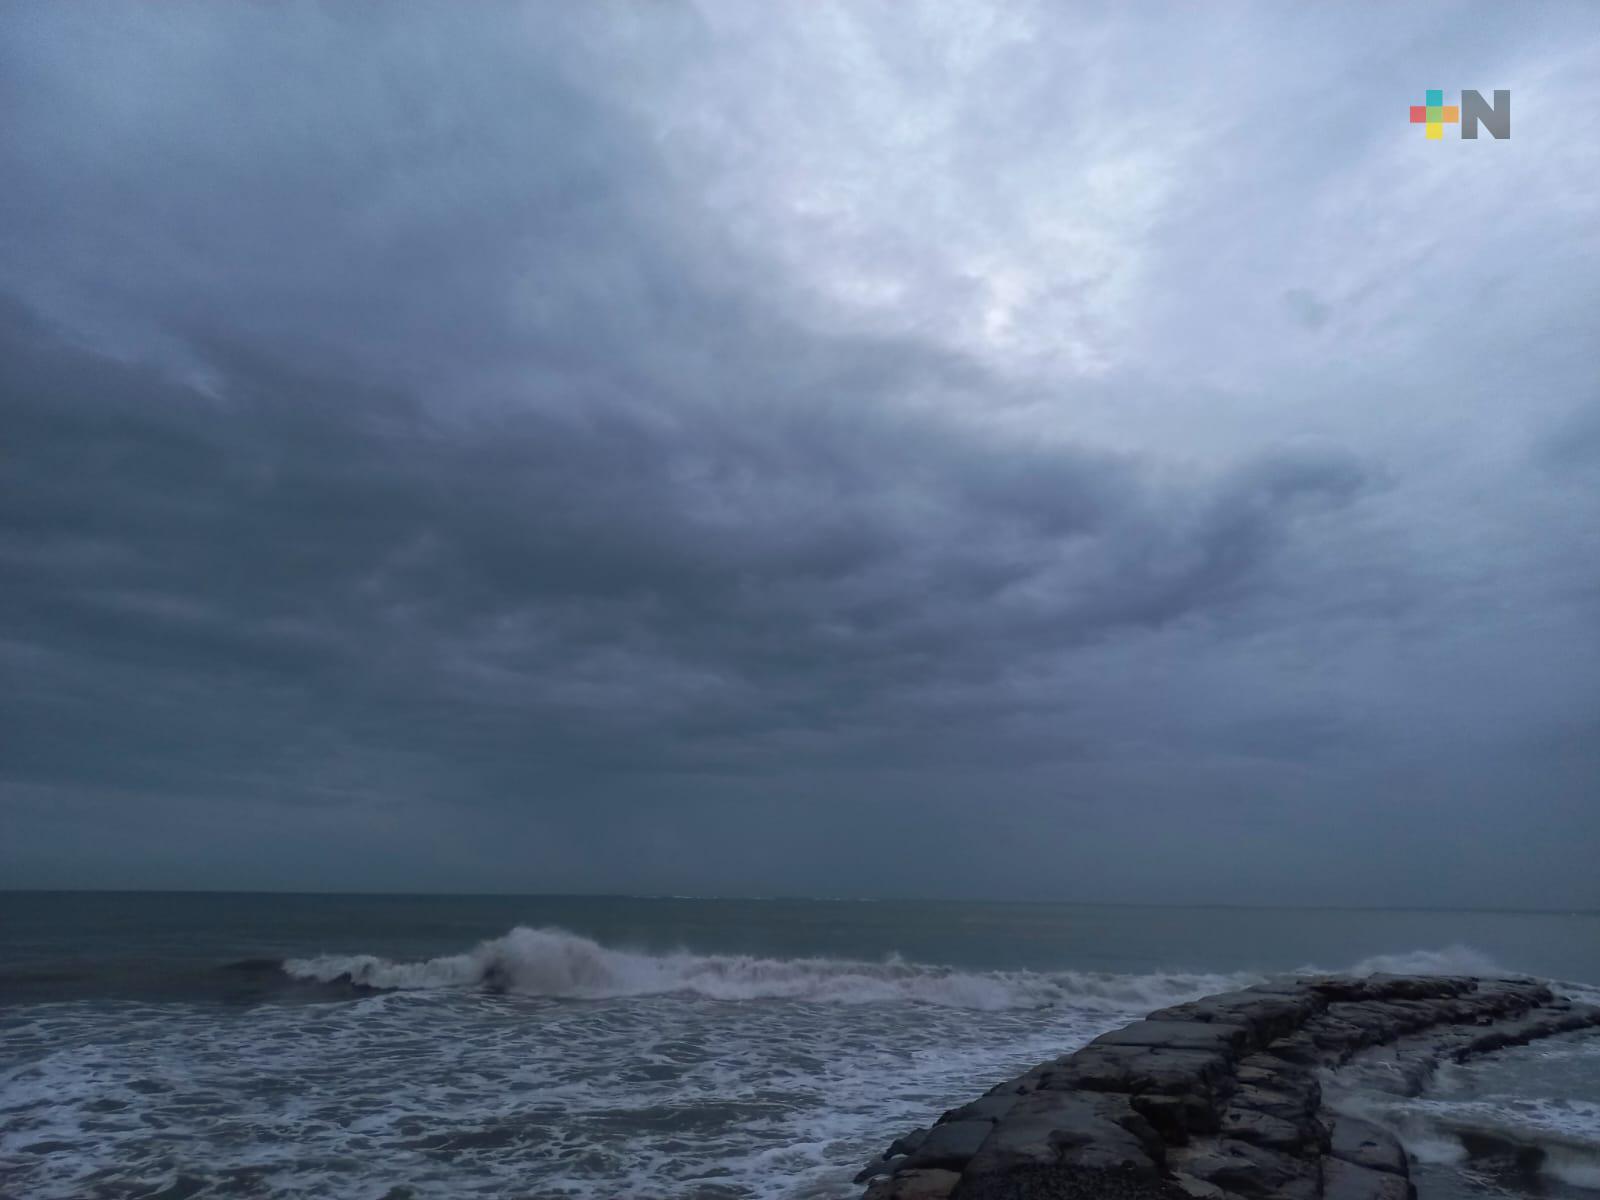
[2,892,1597,1199]
[5,891,1600,991]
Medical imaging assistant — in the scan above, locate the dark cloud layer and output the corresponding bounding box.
[2,3,1597,904]
[1,300,1370,788]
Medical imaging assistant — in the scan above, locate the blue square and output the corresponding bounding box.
[1426,88,1444,106]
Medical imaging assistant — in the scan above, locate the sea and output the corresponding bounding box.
[1,893,1596,1200]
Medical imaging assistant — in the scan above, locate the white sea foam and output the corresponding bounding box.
[10,937,1588,1199]
[0,984,1139,1200]
[1403,1096,1600,1149]
[1552,978,1600,1007]
[1321,944,1512,978]
[284,925,1260,1010]
[1329,1000,1600,1195]
[1369,1096,1600,1190]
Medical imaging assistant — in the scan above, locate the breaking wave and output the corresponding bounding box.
[282,925,1258,1010]
[1316,944,1600,1005]
[282,930,1561,1011]
[1341,945,1511,978]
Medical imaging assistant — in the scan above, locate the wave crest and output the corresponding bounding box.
[282,926,1256,1010]
[1342,945,1510,978]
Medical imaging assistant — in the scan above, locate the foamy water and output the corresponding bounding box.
[283,925,1260,1010]
[1331,1026,1600,1198]
[4,896,1598,1199]
[5,950,1221,1199]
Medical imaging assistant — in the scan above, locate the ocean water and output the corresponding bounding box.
[1,894,1596,1200]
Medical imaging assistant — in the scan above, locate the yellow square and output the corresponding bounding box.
[1425,122,1443,140]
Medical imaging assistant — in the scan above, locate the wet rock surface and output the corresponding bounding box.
[858,975,1600,1200]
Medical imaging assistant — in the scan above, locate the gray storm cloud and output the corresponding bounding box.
[2,2,1597,905]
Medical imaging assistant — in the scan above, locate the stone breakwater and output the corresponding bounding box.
[854,975,1600,1200]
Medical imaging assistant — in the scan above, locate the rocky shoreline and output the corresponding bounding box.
[854,974,1600,1200]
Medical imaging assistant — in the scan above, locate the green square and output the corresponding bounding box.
[1426,89,1444,106]
[1427,105,1443,121]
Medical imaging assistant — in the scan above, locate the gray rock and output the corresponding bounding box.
[1167,1170,1234,1198]
[1305,1014,1384,1059]
[1149,991,1320,1048]
[1367,974,1476,999]
[1322,1157,1415,1200]
[1129,1091,1218,1143]
[865,1168,963,1200]
[1455,1003,1600,1059]
[1045,1044,1234,1101]
[1233,1063,1318,1109]
[941,1095,1021,1126]
[856,1155,908,1184]
[1091,1021,1253,1057]
[1320,1006,1401,1045]
[951,1164,1197,1200]
[1307,975,1473,1003]
[902,1121,994,1171]
[1262,1032,1321,1067]
[1216,1105,1320,1156]
[986,1064,1053,1097]
[854,974,1591,1200]
[1328,1115,1407,1176]
[888,1128,930,1158]
[1166,1138,1318,1200]
[1229,1081,1319,1125]
[959,1090,1163,1180]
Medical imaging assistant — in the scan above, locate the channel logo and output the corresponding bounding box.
[1410,89,1510,140]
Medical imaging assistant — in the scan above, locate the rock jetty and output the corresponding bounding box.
[854,974,1600,1200]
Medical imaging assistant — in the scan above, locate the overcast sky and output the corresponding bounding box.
[2,2,1596,906]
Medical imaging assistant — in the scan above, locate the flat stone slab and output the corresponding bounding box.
[1045,1044,1234,1099]
[1091,1021,1253,1056]
[1166,1138,1317,1200]
[1150,991,1322,1046]
[1328,1115,1407,1176]
[904,1121,998,1171]
[1229,1081,1319,1125]
[959,1090,1163,1177]
[942,1095,1022,1126]
[1216,1105,1320,1155]
[1322,1157,1413,1200]
[865,1168,963,1200]
[951,1164,1196,1200]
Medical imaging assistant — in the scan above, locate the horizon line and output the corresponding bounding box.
[2,887,1594,917]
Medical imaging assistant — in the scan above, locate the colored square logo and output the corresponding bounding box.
[1411,90,1464,139]
[1409,87,1511,140]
